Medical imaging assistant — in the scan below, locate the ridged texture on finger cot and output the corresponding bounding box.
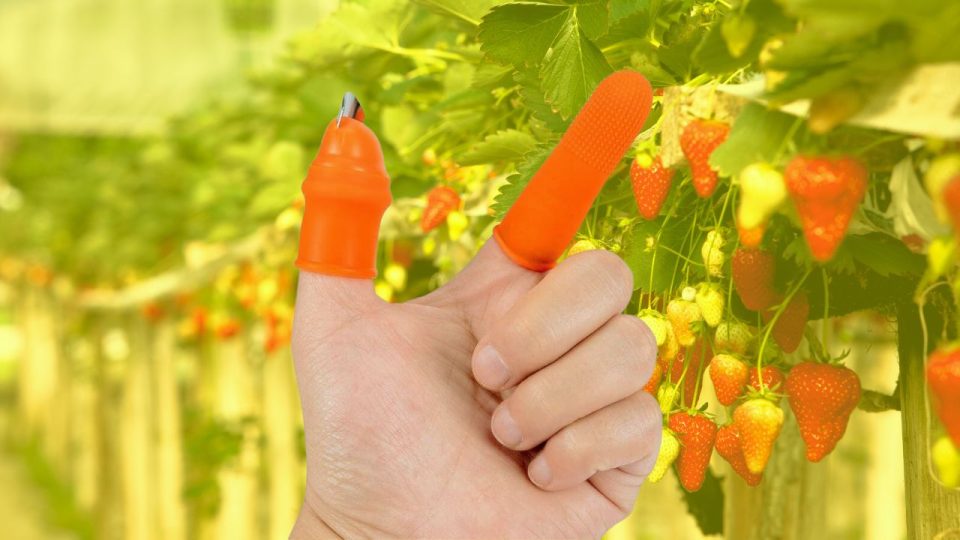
[495,70,653,271]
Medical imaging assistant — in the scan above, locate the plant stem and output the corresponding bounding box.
[755,269,812,388]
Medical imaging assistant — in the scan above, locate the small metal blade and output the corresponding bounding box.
[336,92,364,127]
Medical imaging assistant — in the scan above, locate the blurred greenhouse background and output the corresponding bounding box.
[0,0,944,538]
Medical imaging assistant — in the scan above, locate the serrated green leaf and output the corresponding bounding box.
[694,19,761,75]
[576,1,610,40]
[610,0,650,25]
[541,11,613,118]
[516,70,570,133]
[709,103,805,177]
[622,217,686,293]
[765,67,854,104]
[491,144,554,219]
[413,0,506,25]
[472,62,513,87]
[479,3,570,66]
[459,129,539,166]
[655,12,705,80]
[845,233,925,277]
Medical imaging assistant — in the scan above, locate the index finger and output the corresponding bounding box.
[493,70,653,272]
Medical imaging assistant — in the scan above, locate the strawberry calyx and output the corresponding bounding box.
[742,386,783,403]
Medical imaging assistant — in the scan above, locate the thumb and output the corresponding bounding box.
[442,70,652,332]
[292,272,381,348]
[292,94,389,337]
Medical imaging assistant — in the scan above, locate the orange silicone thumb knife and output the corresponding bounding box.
[295,93,392,279]
[494,70,653,271]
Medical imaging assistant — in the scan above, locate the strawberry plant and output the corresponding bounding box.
[2,0,960,538]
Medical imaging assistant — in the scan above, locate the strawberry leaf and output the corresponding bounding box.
[479,3,569,67]
[845,233,925,278]
[458,129,538,166]
[610,0,649,26]
[412,0,506,25]
[709,103,807,177]
[540,8,613,119]
[490,144,554,219]
[622,217,687,293]
[577,0,610,40]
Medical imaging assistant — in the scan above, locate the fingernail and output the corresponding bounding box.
[491,405,522,447]
[474,346,510,389]
[528,456,552,488]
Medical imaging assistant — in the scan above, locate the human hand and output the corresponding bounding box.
[290,71,660,539]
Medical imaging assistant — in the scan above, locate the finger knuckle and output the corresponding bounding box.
[550,425,585,464]
[631,391,663,435]
[609,315,657,379]
[509,381,549,425]
[496,312,554,364]
[577,250,634,301]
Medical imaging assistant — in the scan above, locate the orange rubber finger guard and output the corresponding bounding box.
[494,70,653,271]
[296,72,651,278]
[296,93,391,279]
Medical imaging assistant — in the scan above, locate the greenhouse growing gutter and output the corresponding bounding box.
[76,226,273,310]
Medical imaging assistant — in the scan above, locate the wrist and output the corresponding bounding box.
[291,501,341,540]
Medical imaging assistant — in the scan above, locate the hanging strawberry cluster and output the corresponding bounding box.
[617,110,960,490]
[581,110,899,491]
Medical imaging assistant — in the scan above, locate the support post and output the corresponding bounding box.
[898,302,960,539]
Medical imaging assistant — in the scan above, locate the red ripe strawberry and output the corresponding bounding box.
[709,354,748,406]
[927,346,960,447]
[141,302,164,322]
[732,248,778,311]
[785,156,867,261]
[644,361,664,394]
[734,398,784,474]
[668,412,718,492]
[737,222,765,249]
[786,361,862,462]
[747,365,785,394]
[631,155,675,219]
[214,317,240,340]
[715,424,762,486]
[681,120,730,198]
[420,186,461,232]
[762,291,810,354]
[944,177,960,245]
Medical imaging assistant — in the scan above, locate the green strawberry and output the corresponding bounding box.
[667,287,703,347]
[658,383,680,414]
[567,238,599,257]
[639,309,669,347]
[649,428,681,483]
[696,282,725,328]
[701,230,727,277]
[932,435,960,488]
[714,320,754,355]
[737,162,787,229]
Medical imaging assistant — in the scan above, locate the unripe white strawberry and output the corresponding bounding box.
[737,163,787,229]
